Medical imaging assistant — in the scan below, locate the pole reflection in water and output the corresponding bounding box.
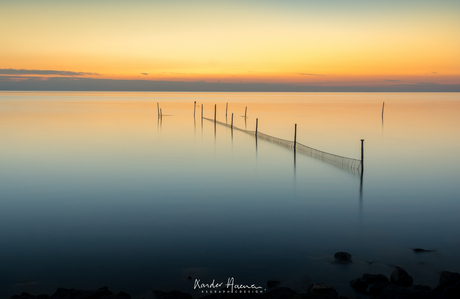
[201,104,203,137]
[360,165,364,212]
[293,149,297,190]
[231,112,233,147]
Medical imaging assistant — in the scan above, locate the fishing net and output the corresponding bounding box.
[204,117,362,173]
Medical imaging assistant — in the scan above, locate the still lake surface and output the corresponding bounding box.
[0,92,459,298]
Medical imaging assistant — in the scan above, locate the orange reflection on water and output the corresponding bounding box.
[1,92,459,163]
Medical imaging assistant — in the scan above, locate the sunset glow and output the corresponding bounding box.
[1,0,459,89]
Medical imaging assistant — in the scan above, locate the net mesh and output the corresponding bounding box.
[204,117,362,173]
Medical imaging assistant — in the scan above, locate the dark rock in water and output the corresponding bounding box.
[50,286,114,298]
[412,248,435,253]
[378,284,424,299]
[11,287,128,299]
[412,284,431,292]
[50,288,81,298]
[10,294,49,299]
[439,271,460,289]
[118,291,131,298]
[369,282,391,296]
[390,267,413,287]
[333,252,352,263]
[349,277,368,293]
[153,290,193,299]
[97,286,109,292]
[362,273,389,284]
[267,280,281,288]
[307,283,339,299]
[198,292,262,299]
[445,281,460,299]
[264,287,297,299]
[51,288,76,297]
[10,295,49,299]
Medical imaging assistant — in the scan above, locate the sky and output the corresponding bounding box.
[1,0,459,91]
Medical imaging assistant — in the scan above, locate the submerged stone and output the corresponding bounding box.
[390,267,413,287]
[267,280,281,288]
[362,273,389,284]
[333,252,352,263]
[349,277,368,293]
[307,283,339,298]
[412,248,435,253]
[439,271,460,289]
[153,290,193,299]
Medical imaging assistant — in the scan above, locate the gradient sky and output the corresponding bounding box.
[1,0,459,88]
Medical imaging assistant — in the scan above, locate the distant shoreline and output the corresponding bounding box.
[1,79,460,93]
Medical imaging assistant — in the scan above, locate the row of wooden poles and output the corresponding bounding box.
[191,101,364,171]
[157,101,364,171]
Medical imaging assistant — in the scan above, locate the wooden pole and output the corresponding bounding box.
[294,123,297,151]
[361,139,364,170]
[226,102,228,117]
[160,108,163,118]
[245,106,247,119]
[214,104,216,123]
[231,113,233,130]
[157,102,160,116]
[194,101,196,117]
[201,104,203,119]
[382,102,385,118]
[255,118,258,137]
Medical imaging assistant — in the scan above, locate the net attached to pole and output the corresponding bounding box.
[204,117,362,174]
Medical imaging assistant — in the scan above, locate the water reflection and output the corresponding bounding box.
[382,101,385,132]
[293,148,297,189]
[157,111,162,131]
[1,92,460,299]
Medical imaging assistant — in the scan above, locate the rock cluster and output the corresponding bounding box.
[10,286,131,299]
[9,256,460,299]
[349,268,460,299]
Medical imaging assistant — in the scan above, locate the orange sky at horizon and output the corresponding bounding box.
[1,0,459,86]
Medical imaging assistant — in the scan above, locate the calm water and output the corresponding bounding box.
[0,92,459,298]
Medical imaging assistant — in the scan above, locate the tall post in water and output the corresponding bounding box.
[194,101,196,117]
[226,102,228,117]
[294,123,297,151]
[214,104,217,123]
[157,102,160,117]
[201,104,203,119]
[361,139,364,171]
[244,106,247,130]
